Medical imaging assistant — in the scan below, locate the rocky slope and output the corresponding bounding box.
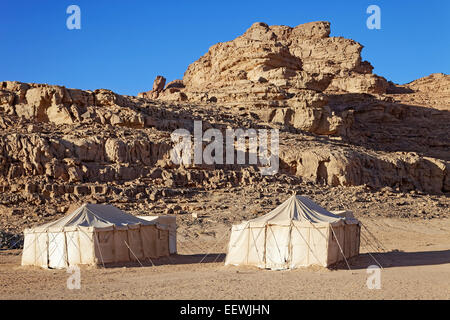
[139,21,449,192]
[0,21,449,247]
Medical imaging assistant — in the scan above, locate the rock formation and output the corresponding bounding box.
[138,75,167,99]
[0,21,449,242]
[140,21,390,135]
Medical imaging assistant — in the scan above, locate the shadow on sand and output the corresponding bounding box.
[101,253,226,268]
[332,249,450,270]
[94,250,450,270]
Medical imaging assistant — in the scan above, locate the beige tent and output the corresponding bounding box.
[21,204,170,269]
[225,195,360,270]
[137,215,177,254]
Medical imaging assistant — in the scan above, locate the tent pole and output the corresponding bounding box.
[288,222,293,268]
[112,227,117,263]
[77,228,82,264]
[325,225,331,266]
[246,226,250,265]
[263,224,267,268]
[62,229,83,267]
[64,230,69,267]
[306,227,310,266]
[138,225,147,261]
[93,232,106,268]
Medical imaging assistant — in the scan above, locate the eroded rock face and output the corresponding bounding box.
[280,147,449,194]
[393,73,450,110]
[0,21,448,236]
[138,76,167,99]
[180,21,383,93]
[4,77,446,196]
[139,21,389,135]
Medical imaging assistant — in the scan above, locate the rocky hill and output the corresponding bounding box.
[0,21,449,246]
[142,21,449,193]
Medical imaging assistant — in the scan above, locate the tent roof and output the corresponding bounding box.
[29,203,157,232]
[248,195,344,226]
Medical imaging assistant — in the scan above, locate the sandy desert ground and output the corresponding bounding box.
[1,216,449,300]
[0,19,449,301]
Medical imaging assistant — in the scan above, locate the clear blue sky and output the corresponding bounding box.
[1,0,449,96]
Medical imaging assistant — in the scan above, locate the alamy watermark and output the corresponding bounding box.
[366,5,381,30]
[170,121,279,175]
[67,265,81,289]
[66,5,81,30]
[366,265,381,289]
[66,5,381,31]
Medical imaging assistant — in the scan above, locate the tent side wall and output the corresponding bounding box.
[141,225,158,258]
[225,224,268,268]
[326,224,345,266]
[137,215,177,254]
[343,222,360,259]
[21,228,97,268]
[225,224,252,267]
[48,232,69,269]
[66,228,96,266]
[22,224,170,269]
[226,222,336,270]
[265,224,291,270]
[225,219,360,270]
[155,227,170,258]
[94,228,116,263]
[327,222,360,265]
[22,231,49,268]
[289,224,310,268]
[246,226,266,268]
[127,225,145,261]
[290,222,330,268]
[21,232,37,267]
[156,216,177,254]
[93,225,170,265]
[113,228,131,262]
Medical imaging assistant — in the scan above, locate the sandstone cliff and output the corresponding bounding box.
[0,21,449,242]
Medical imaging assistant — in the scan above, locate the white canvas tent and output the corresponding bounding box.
[21,204,170,269]
[225,195,360,270]
[137,215,177,254]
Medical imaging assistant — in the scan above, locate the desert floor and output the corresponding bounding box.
[0,217,449,300]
